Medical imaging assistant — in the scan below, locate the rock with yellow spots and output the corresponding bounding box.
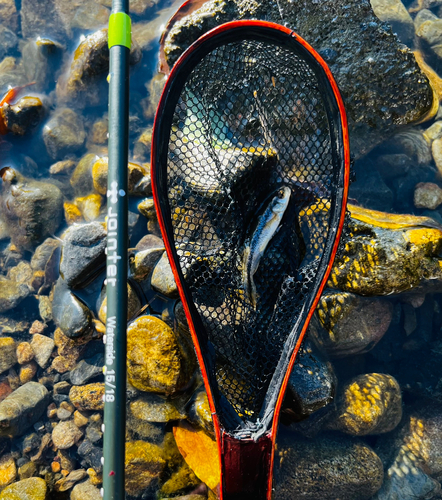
[327,373,402,436]
[374,404,442,500]
[125,440,166,496]
[127,315,196,395]
[328,204,442,295]
[273,430,383,499]
[0,455,16,490]
[311,290,393,357]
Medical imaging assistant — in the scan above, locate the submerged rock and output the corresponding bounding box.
[52,279,93,339]
[370,0,414,45]
[92,156,151,196]
[374,403,442,500]
[0,167,63,250]
[274,431,384,499]
[0,277,29,314]
[43,108,86,160]
[0,382,49,437]
[125,440,166,496]
[0,97,44,136]
[282,338,336,421]
[151,252,178,297]
[327,373,402,436]
[71,479,101,500]
[0,477,46,500]
[329,204,442,295]
[163,0,432,158]
[56,28,141,106]
[59,222,106,289]
[311,291,393,357]
[69,383,104,411]
[414,182,442,209]
[127,315,196,394]
[0,338,16,375]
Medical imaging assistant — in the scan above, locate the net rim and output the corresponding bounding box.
[151,22,350,491]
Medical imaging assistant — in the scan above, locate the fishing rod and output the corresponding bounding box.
[102,1,130,499]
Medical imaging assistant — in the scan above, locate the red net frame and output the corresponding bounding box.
[152,20,350,499]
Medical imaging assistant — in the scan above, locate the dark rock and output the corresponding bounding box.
[273,431,383,499]
[30,238,61,293]
[163,0,432,158]
[77,439,103,472]
[282,338,336,422]
[43,108,86,160]
[0,382,50,437]
[0,167,63,250]
[70,354,104,386]
[350,158,394,212]
[52,278,93,339]
[311,291,394,357]
[21,432,39,454]
[376,153,412,181]
[54,381,71,395]
[1,97,44,136]
[85,425,102,444]
[59,222,106,289]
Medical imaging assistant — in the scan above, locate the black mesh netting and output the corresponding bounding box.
[158,36,345,430]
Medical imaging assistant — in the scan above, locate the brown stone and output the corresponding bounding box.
[19,361,38,384]
[69,383,104,411]
[16,342,34,365]
[127,315,195,395]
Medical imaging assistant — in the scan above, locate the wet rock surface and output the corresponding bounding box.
[59,221,106,288]
[274,431,384,499]
[163,0,432,158]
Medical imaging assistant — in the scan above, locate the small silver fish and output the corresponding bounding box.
[242,186,291,308]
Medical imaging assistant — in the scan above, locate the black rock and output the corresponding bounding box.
[77,439,103,472]
[282,338,336,423]
[52,278,93,339]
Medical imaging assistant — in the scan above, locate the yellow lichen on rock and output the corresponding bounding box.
[127,315,195,394]
[0,455,16,491]
[125,440,166,496]
[412,51,440,123]
[328,373,402,436]
[328,204,442,295]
